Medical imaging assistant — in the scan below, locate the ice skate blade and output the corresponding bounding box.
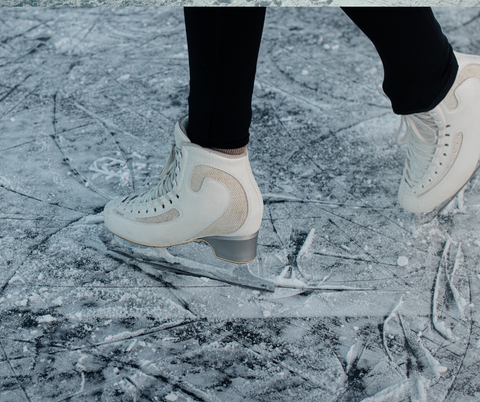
[98,231,275,292]
[415,160,480,225]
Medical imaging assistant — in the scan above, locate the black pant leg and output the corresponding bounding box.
[184,7,266,148]
[342,7,458,115]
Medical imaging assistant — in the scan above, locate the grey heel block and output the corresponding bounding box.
[199,232,259,263]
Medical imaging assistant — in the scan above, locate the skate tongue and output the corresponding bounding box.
[174,116,191,148]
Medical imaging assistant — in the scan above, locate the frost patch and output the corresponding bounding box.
[37,315,56,323]
[0,176,12,189]
[89,157,131,187]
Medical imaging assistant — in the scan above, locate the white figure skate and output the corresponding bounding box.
[102,115,274,291]
[396,52,480,223]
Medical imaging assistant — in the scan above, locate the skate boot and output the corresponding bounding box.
[397,52,480,215]
[103,115,264,264]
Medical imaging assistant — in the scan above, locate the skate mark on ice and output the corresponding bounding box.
[0,183,87,214]
[312,251,392,266]
[0,137,47,154]
[431,240,471,341]
[264,200,285,249]
[0,17,53,45]
[51,92,112,200]
[0,85,39,120]
[265,96,410,237]
[444,11,480,33]
[0,74,31,104]
[263,194,426,255]
[54,322,219,401]
[441,274,476,401]
[87,57,176,128]
[78,8,105,43]
[0,216,84,296]
[307,153,410,236]
[264,192,395,209]
[0,340,32,402]
[382,295,405,364]
[326,218,435,303]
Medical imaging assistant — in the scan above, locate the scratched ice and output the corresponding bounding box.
[1,7,480,402]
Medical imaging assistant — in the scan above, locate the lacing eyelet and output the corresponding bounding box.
[169,200,172,204]
[154,208,157,212]
[138,211,140,214]
[162,205,165,209]
[176,195,179,199]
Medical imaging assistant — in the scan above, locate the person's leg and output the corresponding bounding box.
[342,7,458,115]
[184,7,266,151]
[343,7,480,215]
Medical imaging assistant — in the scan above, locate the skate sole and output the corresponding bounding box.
[106,230,258,265]
[95,231,275,292]
[415,160,480,225]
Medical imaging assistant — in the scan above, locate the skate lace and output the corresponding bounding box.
[395,112,444,187]
[124,141,182,206]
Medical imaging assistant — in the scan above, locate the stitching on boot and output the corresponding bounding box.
[418,132,463,197]
[190,165,248,237]
[131,208,180,224]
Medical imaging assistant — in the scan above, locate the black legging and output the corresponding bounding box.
[184,7,458,149]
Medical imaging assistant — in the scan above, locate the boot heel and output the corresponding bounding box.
[199,232,259,263]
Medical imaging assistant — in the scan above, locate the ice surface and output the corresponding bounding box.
[1,7,480,402]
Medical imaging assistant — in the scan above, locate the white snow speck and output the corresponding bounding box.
[52,297,63,306]
[10,117,15,122]
[126,339,137,352]
[397,256,409,266]
[0,176,12,189]
[172,52,186,59]
[301,69,309,76]
[37,315,56,323]
[117,74,130,82]
[298,229,315,258]
[263,310,272,318]
[8,275,25,285]
[323,44,331,50]
[165,393,178,401]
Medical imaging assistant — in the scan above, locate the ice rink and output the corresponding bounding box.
[1,7,480,401]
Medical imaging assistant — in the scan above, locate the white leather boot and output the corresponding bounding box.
[397,52,480,213]
[103,115,264,263]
